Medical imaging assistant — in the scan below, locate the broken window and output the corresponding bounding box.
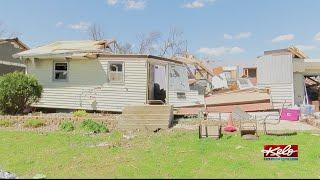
[108,62,124,83]
[169,65,189,91]
[54,62,68,81]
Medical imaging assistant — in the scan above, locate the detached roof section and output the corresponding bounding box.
[264,46,308,59]
[13,39,116,59]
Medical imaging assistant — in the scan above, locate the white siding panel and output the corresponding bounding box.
[257,54,293,85]
[167,64,204,107]
[168,91,204,107]
[257,54,295,109]
[28,58,148,112]
[259,83,294,109]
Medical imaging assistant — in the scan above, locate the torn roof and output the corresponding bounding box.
[264,46,308,59]
[13,39,115,59]
[174,56,215,77]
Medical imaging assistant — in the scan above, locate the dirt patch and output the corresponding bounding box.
[0,113,120,132]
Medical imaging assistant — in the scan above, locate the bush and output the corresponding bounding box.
[24,118,45,128]
[80,119,108,133]
[0,72,43,115]
[59,121,75,132]
[0,119,14,127]
[72,110,88,117]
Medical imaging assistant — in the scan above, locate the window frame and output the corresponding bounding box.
[108,61,125,84]
[52,61,69,82]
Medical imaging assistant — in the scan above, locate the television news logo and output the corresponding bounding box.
[262,145,298,160]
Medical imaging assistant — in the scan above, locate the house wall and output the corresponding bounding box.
[0,41,26,75]
[26,58,148,112]
[293,72,305,106]
[211,75,228,89]
[26,57,204,112]
[0,41,25,64]
[257,54,294,109]
[167,64,204,107]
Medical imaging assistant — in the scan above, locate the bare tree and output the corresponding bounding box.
[116,42,134,54]
[136,31,161,54]
[0,22,20,39]
[159,27,187,58]
[0,22,7,38]
[88,23,105,40]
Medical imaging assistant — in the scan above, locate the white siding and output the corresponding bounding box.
[257,54,294,109]
[27,58,148,112]
[211,75,228,89]
[167,64,204,107]
[167,91,204,107]
[259,84,294,109]
[257,54,293,84]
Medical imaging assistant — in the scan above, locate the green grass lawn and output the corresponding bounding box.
[0,130,319,178]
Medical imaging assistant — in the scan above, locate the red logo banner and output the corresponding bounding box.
[263,145,298,160]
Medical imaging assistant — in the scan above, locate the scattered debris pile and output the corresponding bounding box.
[175,88,272,115]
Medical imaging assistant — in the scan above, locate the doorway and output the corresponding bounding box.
[148,63,168,104]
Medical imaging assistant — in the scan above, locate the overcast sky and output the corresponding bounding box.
[1,0,320,67]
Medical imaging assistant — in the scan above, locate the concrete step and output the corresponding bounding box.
[119,105,173,130]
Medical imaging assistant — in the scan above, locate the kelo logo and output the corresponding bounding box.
[262,145,298,160]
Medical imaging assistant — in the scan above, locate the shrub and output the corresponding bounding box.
[59,121,75,132]
[24,118,45,128]
[80,119,108,133]
[0,72,43,115]
[0,119,14,127]
[72,110,88,117]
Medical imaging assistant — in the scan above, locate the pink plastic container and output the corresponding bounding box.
[280,108,300,121]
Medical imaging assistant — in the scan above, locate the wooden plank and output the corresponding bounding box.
[119,119,170,124]
[123,114,170,119]
[123,106,172,114]
[119,124,169,130]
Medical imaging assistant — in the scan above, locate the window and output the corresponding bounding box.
[108,62,124,83]
[223,71,232,80]
[54,62,68,81]
[177,92,186,99]
[170,66,180,78]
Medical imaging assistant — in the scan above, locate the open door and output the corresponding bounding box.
[148,63,168,104]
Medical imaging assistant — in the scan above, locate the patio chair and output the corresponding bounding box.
[261,100,298,136]
[231,107,258,138]
[199,123,222,140]
[198,94,222,140]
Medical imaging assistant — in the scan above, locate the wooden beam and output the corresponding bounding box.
[306,76,320,85]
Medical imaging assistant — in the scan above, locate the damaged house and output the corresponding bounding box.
[211,66,239,90]
[257,46,320,110]
[13,40,204,113]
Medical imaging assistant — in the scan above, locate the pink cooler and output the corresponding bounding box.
[280,108,300,121]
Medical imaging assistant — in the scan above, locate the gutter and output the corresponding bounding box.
[0,60,26,68]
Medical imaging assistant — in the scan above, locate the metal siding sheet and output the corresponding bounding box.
[167,91,204,107]
[257,54,293,86]
[257,54,294,109]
